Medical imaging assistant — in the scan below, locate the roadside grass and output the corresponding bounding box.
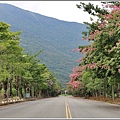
[59,94,68,96]
[89,96,120,105]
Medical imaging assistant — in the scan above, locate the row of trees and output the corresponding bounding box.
[0,22,61,99]
[67,2,120,100]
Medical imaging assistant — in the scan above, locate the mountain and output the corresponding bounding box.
[0,3,90,87]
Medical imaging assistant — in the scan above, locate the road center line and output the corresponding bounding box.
[65,100,72,119]
[67,103,72,119]
[66,102,68,118]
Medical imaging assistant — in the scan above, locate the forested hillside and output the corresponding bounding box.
[0,3,89,87]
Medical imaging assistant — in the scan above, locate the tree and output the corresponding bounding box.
[68,2,120,100]
[0,22,23,98]
[0,22,61,99]
[79,2,120,100]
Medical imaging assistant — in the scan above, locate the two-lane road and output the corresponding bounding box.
[0,96,120,118]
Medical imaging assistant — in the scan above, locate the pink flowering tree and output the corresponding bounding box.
[68,2,120,100]
[67,65,85,96]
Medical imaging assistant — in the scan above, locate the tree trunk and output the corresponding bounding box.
[117,83,120,98]
[32,86,34,98]
[42,90,44,97]
[95,90,98,97]
[9,82,13,97]
[24,85,26,98]
[19,87,23,98]
[3,82,7,99]
[46,89,49,97]
[16,85,19,96]
[99,86,102,96]
[112,85,115,100]
[38,90,42,98]
[103,78,108,98]
[16,76,20,97]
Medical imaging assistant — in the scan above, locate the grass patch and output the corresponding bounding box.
[89,96,120,105]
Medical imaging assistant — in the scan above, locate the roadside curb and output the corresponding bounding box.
[0,97,51,107]
[0,98,38,106]
[0,98,24,106]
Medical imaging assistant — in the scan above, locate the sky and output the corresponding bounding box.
[0,1,102,23]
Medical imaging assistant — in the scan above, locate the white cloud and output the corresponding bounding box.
[0,1,101,23]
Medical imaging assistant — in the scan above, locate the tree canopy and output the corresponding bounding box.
[67,2,120,100]
[0,22,61,99]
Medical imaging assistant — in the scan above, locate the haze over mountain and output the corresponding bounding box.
[0,3,90,87]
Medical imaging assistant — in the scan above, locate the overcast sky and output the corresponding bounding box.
[0,1,102,23]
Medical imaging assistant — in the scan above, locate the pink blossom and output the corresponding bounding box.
[105,4,108,8]
[107,66,110,70]
[116,23,120,26]
[82,38,86,40]
[67,81,85,89]
[109,31,113,36]
[87,63,97,70]
[77,48,81,51]
[103,20,107,24]
[109,4,114,8]
[108,49,112,53]
[100,24,104,27]
[99,64,110,70]
[89,65,93,69]
[98,24,104,29]
[106,14,112,20]
[116,42,119,46]
[76,57,83,62]
[81,47,87,53]
[112,6,120,10]
[69,66,86,82]
[72,49,76,52]
[72,81,82,89]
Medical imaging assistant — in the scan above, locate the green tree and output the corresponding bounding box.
[68,2,120,100]
[0,21,61,100]
[0,22,23,98]
[79,2,120,100]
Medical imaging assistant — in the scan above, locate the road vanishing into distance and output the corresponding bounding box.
[0,96,120,119]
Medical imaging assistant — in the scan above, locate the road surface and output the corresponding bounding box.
[0,96,120,118]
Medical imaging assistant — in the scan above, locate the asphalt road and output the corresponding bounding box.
[0,96,120,118]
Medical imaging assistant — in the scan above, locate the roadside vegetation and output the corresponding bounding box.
[67,1,120,104]
[0,22,61,101]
